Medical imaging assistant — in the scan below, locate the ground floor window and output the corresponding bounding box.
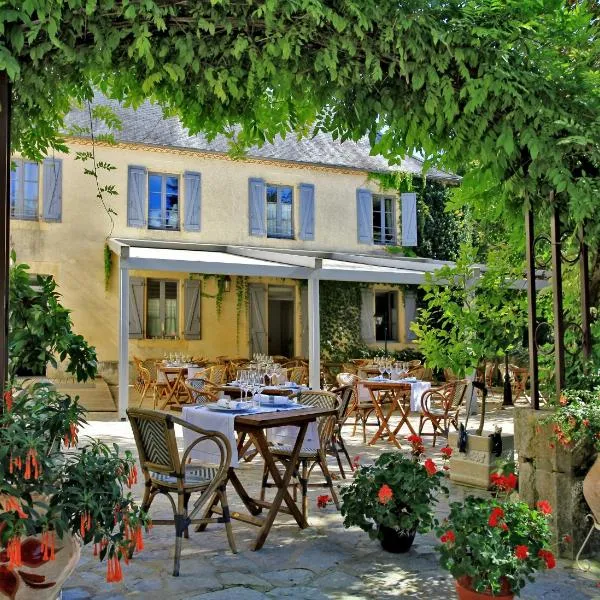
[147,279,178,338]
[375,291,398,341]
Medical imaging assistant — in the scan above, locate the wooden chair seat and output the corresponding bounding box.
[149,465,219,489]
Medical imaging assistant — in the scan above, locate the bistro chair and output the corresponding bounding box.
[127,408,237,576]
[260,390,340,520]
[418,379,469,446]
[328,384,356,477]
[407,365,425,380]
[133,357,154,407]
[407,359,422,368]
[185,378,219,404]
[207,364,228,385]
[338,372,377,444]
[286,365,308,385]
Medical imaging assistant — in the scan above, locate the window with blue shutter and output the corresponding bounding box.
[148,173,179,230]
[401,192,418,246]
[10,159,40,220]
[266,184,294,238]
[127,166,147,227]
[372,194,396,245]
[42,158,62,222]
[298,183,315,241]
[249,178,266,236]
[183,172,201,231]
[356,188,373,244]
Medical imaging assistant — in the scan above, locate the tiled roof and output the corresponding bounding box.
[64,95,460,183]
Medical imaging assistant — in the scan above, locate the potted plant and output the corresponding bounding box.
[435,474,555,599]
[340,450,447,553]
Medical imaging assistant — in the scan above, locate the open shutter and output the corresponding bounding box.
[404,287,417,341]
[360,288,376,343]
[42,158,62,222]
[401,192,418,246]
[127,166,147,227]
[183,279,201,339]
[248,178,266,236]
[248,283,268,355]
[129,277,145,339]
[356,188,373,244]
[183,171,201,231]
[298,183,315,241]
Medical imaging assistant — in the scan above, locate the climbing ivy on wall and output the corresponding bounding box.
[319,281,367,362]
[370,173,467,261]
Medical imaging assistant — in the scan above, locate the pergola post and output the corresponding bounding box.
[307,260,321,390]
[524,208,540,409]
[118,256,129,420]
[0,72,10,392]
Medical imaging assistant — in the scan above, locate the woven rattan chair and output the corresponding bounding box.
[418,379,469,446]
[207,364,228,385]
[133,357,154,407]
[408,359,422,368]
[338,373,376,444]
[328,385,356,478]
[260,390,340,520]
[286,365,308,385]
[127,408,237,576]
[407,365,425,379]
[185,378,219,404]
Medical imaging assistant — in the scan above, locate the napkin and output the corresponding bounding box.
[216,398,251,410]
[255,394,295,406]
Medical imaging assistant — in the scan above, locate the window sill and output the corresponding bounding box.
[148,226,180,231]
[267,234,295,240]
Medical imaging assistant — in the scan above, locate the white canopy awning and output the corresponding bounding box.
[109,238,549,418]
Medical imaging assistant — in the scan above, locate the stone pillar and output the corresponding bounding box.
[514,407,599,559]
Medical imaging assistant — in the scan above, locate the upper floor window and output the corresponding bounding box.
[266,184,293,238]
[146,278,178,338]
[373,195,396,245]
[11,160,39,220]
[148,173,179,230]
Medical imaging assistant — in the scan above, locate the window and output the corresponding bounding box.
[372,195,396,245]
[148,173,179,230]
[10,160,39,220]
[266,184,293,238]
[375,291,398,341]
[146,279,178,338]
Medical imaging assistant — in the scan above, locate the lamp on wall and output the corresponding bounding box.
[374,314,388,356]
[223,275,231,293]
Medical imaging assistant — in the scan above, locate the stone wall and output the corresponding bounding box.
[515,407,600,559]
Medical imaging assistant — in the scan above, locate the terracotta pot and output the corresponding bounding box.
[0,533,80,600]
[583,454,600,524]
[455,577,514,600]
[378,525,416,553]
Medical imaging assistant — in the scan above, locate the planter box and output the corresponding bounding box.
[447,430,514,489]
[514,407,599,559]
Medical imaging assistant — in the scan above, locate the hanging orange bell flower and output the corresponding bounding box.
[93,542,98,557]
[63,423,79,448]
[1,495,28,519]
[79,511,92,538]
[6,535,22,568]
[106,554,123,583]
[135,525,144,552]
[41,530,56,561]
[24,448,40,480]
[3,390,12,412]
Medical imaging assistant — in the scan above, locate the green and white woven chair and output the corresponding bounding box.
[127,408,237,576]
[260,390,340,520]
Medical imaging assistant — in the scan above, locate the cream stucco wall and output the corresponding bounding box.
[11,141,406,370]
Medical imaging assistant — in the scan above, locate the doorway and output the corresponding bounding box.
[268,286,295,358]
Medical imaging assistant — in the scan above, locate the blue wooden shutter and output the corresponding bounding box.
[248,178,266,236]
[42,158,62,222]
[183,279,201,339]
[129,277,145,339]
[298,183,315,241]
[183,171,201,231]
[401,192,418,246]
[127,166,147,227]
[356,188,373,244]
[404,287,418,341]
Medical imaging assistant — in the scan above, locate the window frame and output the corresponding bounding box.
[146,278,179,339]
[375,290,399,342]
[372,194,397,246]
[10,159,39,221]
[266,183,294,239]
[147,172,180,231]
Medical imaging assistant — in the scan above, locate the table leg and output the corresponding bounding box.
[367,392,401,448]
[251,426,309,550]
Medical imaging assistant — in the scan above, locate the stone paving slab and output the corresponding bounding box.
[62,408,600,600]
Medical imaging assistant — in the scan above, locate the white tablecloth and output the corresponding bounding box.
[358,379,431,412]
[181,405,318,468]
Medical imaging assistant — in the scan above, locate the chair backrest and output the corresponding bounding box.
[336,372,359,387]
[332,385,355,421]
[128,408,181,474]
[444,367,458,382]
[450,379,469,408]
[287,366,308,385]
[408,366,425,380]
[294,390,339,447]
[408,359,422,368]
[208,364,228,385]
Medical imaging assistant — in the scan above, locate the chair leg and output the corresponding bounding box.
[183,493,190,539]
[338,434,354,472]
[173,492,186,577]
[218,485,238,554]
[260,461,269,501]
[418,415,425,436]
[300,460,309,521]
[319,453,340,510]
[352,414,359,437]
[330,436,346,479]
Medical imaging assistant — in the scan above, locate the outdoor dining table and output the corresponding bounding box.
[157,364,199,409]
[361,380,418,448]
[181,404,335,551]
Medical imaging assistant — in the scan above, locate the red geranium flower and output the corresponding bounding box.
[377,484,393,505]
[440,530,456,544]
[515,545,529,560]
[440,446,453,458]
[316,495,331,509]
[424,458,437,476]
[490,472,518,492]
[488,507,505,527]
[407,434,423,444]
[538,549,556,569]
[536,500,552,515]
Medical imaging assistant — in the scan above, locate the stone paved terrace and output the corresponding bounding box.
[63,405,600,600]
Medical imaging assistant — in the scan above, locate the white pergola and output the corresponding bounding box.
[108,238,548,419]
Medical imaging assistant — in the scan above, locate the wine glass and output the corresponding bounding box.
[378,358,386,380]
